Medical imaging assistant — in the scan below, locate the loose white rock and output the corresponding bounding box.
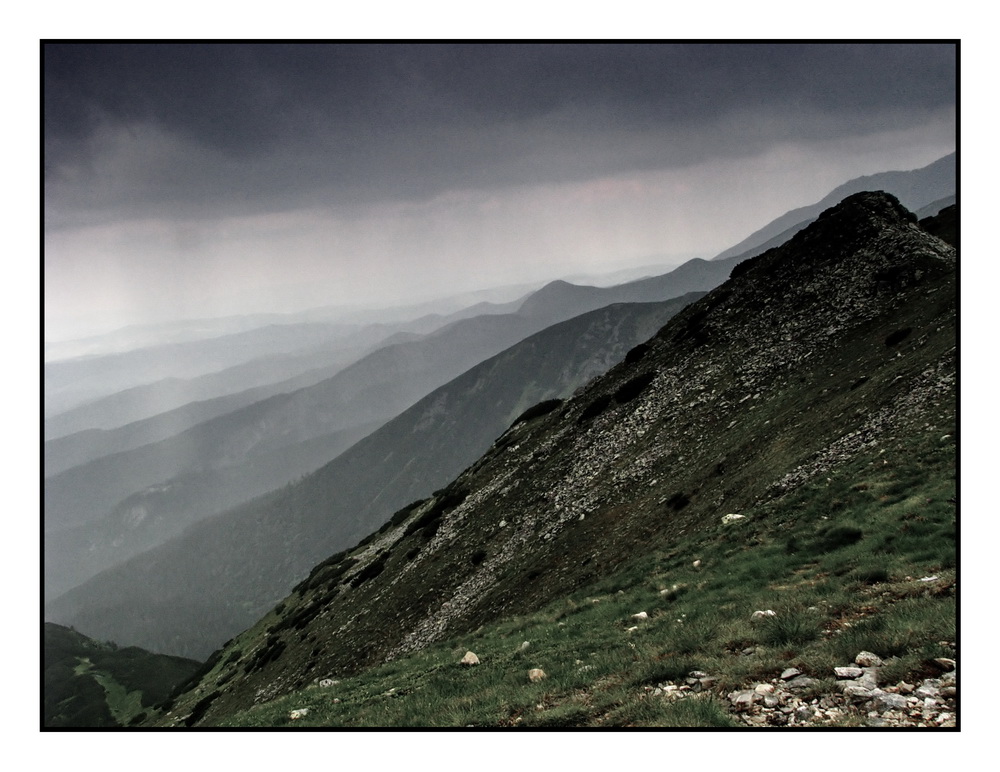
[460,651,481,666]
[855,651,883,667]
[729,690,757,710]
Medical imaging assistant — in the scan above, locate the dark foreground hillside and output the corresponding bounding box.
[43,623,200,728]
[153,192,956,727]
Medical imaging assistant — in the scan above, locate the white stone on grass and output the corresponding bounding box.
[460,651,481,666]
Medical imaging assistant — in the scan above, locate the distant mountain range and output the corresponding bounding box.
[711,152,955,263]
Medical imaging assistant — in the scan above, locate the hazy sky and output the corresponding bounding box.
[43,42,956,341]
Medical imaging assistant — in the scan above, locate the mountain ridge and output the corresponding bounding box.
[150,191,955,723]
[711,152,955,263]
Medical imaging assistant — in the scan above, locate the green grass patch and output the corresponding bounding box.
[90,671,145,725]
[191,422,953,729]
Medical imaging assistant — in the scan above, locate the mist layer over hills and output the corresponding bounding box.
[43,302,522,438]
[44,230,758,604]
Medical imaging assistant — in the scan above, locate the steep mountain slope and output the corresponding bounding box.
[45,295,702,658]
[43,623,200,728]
[45,247,740,601]
[919,203,957,247]
[712,153,954,262]
[44,420,382,601]
[154,192,954,723]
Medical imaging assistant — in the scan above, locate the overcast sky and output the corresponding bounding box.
[43,42,956,341]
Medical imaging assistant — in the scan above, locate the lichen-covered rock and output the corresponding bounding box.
[871,692,909,711]
[729,690,758,711]
[855,651,883,667]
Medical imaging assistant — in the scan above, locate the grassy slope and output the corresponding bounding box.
[176,411,954,728]
[43,624,202,728]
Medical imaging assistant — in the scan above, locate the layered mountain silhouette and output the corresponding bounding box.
[41,154,956,676]
[147,191,955,722]
[44,347,353,450]
[45,293,702,657]
[44,251,740,601]
[44,321,371,420]
[44,305,514,441]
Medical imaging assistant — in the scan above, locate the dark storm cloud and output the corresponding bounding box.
[44,42,956,224]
